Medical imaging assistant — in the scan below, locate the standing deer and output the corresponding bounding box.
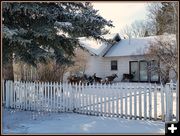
[104,74,118,84]
[92,73,102,83]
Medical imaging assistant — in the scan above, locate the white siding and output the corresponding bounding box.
[85,55,145,81]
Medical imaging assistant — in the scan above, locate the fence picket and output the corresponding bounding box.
[165,84,170,121]
[52,82,56,111]
[160,83,165,121]
[134,86,137,119]
[10,81,13,108]
[27,81,30,110]
[34,82,37,111]
[112,85,115,117]
[125,86,127,119]
[104,85,107,116]
[116,84,119,117]
[20,81,23,110]
[81,83,85,114]
[74,83,77,112]
[154,84,157,120]
[129,86,132,119]
[108,84,111,117]
[100,83,103,116]
[170,81,173,121]
[139,87,142,120]
[60,82,62,112]
[144,86,147,120]
[121,85,123,118]
[77,83,80,113]
[13,81,16,109]
[25,81,27,110]
[84,83,88,114]
[149,84,152,120]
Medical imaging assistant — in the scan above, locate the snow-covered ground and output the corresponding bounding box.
[2,108,165,134]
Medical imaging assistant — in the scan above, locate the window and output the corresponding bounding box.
[130,61,139,81]
[129,60,159,82]
[111,60,118,70]
[139,61,148,81]
[150,60,159,82]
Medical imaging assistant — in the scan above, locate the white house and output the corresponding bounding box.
[67,33,176,83]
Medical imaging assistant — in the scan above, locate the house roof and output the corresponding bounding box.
[78,33,120,56]
[104,34,176,57]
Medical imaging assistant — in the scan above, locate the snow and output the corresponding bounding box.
[3,26,18,39]
[101,33,119,40]
[105,35,176,57]
[78,33,119,56]
[78,37,109,56]
[105,36,155,57]
[54,21,73,27]
[2,108,165,134]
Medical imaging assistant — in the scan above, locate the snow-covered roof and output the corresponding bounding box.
[78,33,120,56]
[104,35,176,57]
[101,33,120,40]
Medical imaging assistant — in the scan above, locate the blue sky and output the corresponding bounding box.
[92,2,149,34]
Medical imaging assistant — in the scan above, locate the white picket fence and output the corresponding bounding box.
[3,80,178,122]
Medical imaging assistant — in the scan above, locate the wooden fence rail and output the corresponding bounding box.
[3,80,177,122]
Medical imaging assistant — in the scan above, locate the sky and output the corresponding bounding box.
[92,2,149,34]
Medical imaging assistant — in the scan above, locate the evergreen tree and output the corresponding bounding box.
[2,2,113,80]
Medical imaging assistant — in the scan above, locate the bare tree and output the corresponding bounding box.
[67,47,89,76]
[131,20,150,37]
[147,2,178,35]
[37,60,68,82]
[120,25,133,39]
[145,35,177,84]
[120,20,151,38]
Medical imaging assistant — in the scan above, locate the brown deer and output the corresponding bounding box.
[92,73,102,83]
[104,74,118,84]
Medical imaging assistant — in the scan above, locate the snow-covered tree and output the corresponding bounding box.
[2,2,113,80]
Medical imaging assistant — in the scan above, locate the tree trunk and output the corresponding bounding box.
[3,58,14,81]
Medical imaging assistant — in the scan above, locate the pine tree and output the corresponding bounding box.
[2,2,113,80]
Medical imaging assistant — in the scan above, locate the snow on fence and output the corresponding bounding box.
[3,80,177,122]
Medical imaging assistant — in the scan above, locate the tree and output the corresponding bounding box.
[120,25,132,39]
[131,20,150,37]
[67,47,89,75]
[120,20,151,38]
[147,2,178,35]
[2,2,113,80]
[145,34,177,84]
[146,2,178,83]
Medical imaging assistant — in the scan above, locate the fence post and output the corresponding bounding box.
[165,80,173,122]
[2,80,5,106]
[176,80,179,121]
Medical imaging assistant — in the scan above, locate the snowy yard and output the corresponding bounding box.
[2,108,165,134]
